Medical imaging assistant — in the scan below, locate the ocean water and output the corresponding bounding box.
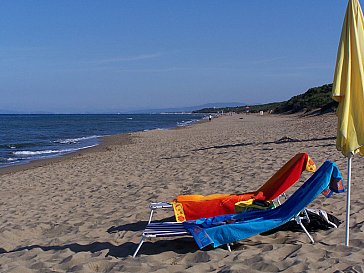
[0,114,205,168]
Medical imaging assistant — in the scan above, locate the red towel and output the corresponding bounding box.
[172,153,316,221]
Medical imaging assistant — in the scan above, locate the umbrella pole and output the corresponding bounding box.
[345,155,353,247]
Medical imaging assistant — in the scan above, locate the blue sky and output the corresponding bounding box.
[0,0,348,113]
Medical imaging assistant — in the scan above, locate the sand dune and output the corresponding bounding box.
[0,113,363,272]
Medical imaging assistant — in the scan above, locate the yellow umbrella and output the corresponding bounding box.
[332,0,364,246]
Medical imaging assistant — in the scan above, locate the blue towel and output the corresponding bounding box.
[184,161,344,249]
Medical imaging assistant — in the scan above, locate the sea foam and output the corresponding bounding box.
[13,145,97,157]
[54,135,99,144]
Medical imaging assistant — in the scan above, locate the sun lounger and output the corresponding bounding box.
[133,161,344,257]
[148,153,316,222]
[132,221,232,257]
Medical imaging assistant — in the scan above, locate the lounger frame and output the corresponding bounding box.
[133,208,313,257]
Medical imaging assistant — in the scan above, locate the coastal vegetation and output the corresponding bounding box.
[193,83,338,115]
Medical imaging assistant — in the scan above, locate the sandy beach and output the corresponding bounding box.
[0,113,363,273]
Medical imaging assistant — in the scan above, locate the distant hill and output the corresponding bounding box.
[0,103,243,115]
[0,110,54,114]
[2,84,337,115]
[274,84,336,114]
[0,109,20,114]
[193,84,337,115]
[127,102,245,114]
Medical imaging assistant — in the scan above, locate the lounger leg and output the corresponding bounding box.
[295,215,314,244]
[148,209,155,224]
[133,236,145,258]
[303,209,310,223]
[227,244,232,252]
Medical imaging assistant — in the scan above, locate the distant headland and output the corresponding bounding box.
[193,83,336,115]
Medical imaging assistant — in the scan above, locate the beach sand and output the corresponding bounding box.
[0,113,363,272]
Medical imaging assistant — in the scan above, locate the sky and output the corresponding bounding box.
[0,0,349,113]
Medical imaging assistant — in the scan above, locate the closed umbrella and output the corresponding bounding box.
[332,0,364,246]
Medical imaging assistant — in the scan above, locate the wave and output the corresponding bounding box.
[177,119,198,127]
[0,143,41,149]
[14,149,73,156]
[13,145,97,157]
[54,135,99,144]
[7,158,17,162]
[143,128,167,132]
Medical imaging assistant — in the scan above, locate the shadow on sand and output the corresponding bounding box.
[4,218,196,258]
[107,216,175,234]
[6,238,197,258]
[192,136,336,152]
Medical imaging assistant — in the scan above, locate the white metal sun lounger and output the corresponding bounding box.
[133,222,232,258]
[148,202,173,223]
[133,208,313,257]
[133,160,345,257]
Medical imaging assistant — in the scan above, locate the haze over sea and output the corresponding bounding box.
[0,114,204,167]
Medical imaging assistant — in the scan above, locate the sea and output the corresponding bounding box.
[0,113,205,168]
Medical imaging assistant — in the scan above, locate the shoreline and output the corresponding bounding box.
[0,113,322,176]
[0,114,207,176]
[0,112,326,176]
[0,133,134,176]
